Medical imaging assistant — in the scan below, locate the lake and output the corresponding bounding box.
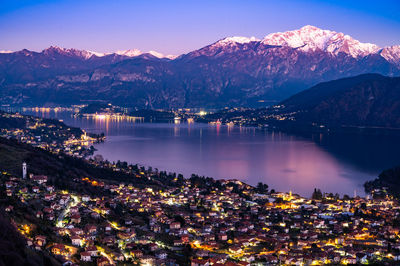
[22,110,400,197]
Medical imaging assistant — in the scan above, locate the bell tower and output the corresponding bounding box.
[22,162,27,179]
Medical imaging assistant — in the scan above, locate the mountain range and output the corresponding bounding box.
[1,25,399,108]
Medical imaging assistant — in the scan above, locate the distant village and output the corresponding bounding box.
[0,111,102,158]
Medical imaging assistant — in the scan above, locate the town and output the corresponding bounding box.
[2,157,400,265]
[0,111,103,158]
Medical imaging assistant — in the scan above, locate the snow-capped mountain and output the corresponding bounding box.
[184,25,386,59]
[262,25,380,58]
[4,45,176,60]
[0,26,399,108]
[42,46,98,59]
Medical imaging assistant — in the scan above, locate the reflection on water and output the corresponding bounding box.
[21,110,400,197]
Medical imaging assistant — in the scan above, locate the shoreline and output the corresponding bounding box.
[2,107,390,198]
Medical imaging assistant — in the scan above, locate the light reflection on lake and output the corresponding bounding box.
[22,110,400,197]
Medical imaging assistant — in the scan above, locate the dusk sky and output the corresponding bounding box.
[1,0,399,55]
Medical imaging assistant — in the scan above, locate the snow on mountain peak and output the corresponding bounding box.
[116,49,143,57]
[381,45,400,66]
[262,25,380,58]
[218,36,260,45]
[215,36,260,45]
[87,51,109,57]
[148,50,164,58]
[42,46,97,59]
[114,49,176,59]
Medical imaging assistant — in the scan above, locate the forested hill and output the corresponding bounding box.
[281,74,400,128]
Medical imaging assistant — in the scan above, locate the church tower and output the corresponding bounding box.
[22,162,27,179]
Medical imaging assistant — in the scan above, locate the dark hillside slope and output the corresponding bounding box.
[281,74,400,128]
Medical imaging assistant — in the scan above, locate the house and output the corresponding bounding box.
[155,250,168,260]
[104,225,112,232]
[97,257,109,266]
[181,234,190,244]
[71,214,81,224]
[70,228,84,235]
[85,246,98,257]
[5,181,14,188]
[47,213,54,221]
[149,243,159,252]
[114,253,124,261]
[102,236,116,246]
[229,246,242,254]
[71,236,82,246]
[218,233,227,241]
[140,256,155,265]
[343,256,357,264]
[51,244,67,256]
[85,225,97,234]
[82,195,90,202]
[45,194,56,201]
[130,249,143,258]
[196,250,209,258]
[170,222,181,230]
[80,252,91,262]
[35,235,46,246]
[70,206,79,213]
[191,258,210,266]
[32,175,47,184]
[174,239,183,246]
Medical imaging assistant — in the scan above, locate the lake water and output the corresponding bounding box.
[23,110,400,197]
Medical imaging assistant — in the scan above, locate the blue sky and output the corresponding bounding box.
[0,0,399,55]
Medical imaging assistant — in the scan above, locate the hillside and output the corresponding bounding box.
[365,166,400,197]
[281,74,400,128]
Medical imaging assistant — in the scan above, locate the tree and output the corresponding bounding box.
[256,182,269,193]
[312,188,322,200]
[343,194,351,200]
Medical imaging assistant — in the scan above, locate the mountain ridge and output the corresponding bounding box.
[1,25,399,107]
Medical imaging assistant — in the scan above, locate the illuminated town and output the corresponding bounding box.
[0,111,102,158]
[2,157,400,265]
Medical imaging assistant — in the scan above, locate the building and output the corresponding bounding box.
[22,162,27,179]
[80,252,91,262]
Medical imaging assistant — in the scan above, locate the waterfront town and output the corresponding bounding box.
[0,111,101,158]
[2,162,400,265]
[1,111,400,265]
